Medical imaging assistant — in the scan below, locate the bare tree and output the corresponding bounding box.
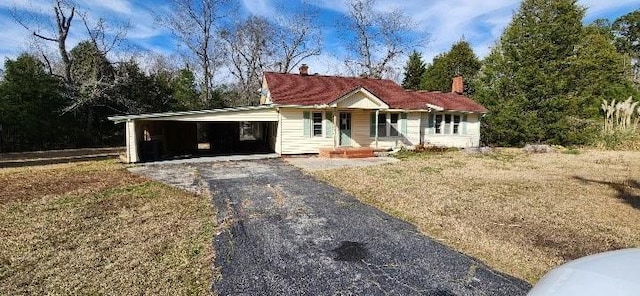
[157,0,229,106]
[12,0,75,85]
[80,12,129,56]
[220,3,322,105]
[12,0,128,88]
[272,5,322,73]
[220,16,274,106]
[342,0,422,78]
[12,0,131,145]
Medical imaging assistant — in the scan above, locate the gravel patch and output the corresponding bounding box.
[284,156,400,171]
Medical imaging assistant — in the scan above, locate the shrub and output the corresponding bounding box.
[596,131,640,150]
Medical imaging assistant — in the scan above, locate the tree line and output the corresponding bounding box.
[1,0,420,152]
[1,0,639,152]
[402,1,639,147]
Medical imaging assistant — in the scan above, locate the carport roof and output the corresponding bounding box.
[108,105,276,123]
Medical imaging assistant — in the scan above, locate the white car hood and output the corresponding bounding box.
[528,248,640,296]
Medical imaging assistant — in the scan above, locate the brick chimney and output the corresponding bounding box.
[299,64,309,76]
[451,76,463,94]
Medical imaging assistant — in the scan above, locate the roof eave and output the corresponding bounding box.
[107,105,276,123]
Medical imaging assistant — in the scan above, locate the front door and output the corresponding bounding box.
[339,112,352,146]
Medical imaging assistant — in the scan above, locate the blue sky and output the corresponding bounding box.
[1,0,639,76]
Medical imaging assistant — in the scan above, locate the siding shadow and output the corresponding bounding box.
[572,176,640,209]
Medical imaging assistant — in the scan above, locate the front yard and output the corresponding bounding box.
[0,160,216,295]
[314,149,640,283]
[2,149,639,291]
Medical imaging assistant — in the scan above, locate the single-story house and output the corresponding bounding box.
[108,65,487,163]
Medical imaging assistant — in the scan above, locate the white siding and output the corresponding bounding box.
[349,110,369,148]
[260,77,272,104]
[423,113,481,147]
[279,108,334,154]
[279,109,419,153]
[406,113,422,146]
[276,108,482,154]
[467,113,481,146]
[336,92,385,109]
[344,110,422,150]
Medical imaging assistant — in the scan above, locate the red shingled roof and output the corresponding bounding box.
[406,91,488,113]
[264,72,487,113]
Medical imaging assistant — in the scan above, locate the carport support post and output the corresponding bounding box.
[125,119,139,163]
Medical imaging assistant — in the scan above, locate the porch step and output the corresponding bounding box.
[318,147,375,158]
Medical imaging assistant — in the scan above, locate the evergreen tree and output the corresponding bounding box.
[612,10,640,87]
[401,51,426,90]
[112,60,170,113]
[0,54,71,151]
[612,10,640,59]
[149,69,178,112]
[421,53,447,92]
[572,23,630,116]
[421,40,481,93]
[171,68,201,111]
[473,0,611,146]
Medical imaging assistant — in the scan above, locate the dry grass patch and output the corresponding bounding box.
[0,160,216,295]
[313,149,640,283]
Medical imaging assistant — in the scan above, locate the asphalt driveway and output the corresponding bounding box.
[130,158,530,295]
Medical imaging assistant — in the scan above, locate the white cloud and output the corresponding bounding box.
[0,0,52,14]
[306,0,350,13]
[79,0,134,15]
[301,53,350,76]
[580,0,640,15]
[410,1,517,61]
[240,0,277,17]
[311,0,639,63]
[0,17,33,62]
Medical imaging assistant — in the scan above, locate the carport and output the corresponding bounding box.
[108,106,278,163]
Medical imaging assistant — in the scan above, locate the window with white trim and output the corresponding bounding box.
[435,113,463,134]
[453,115,461,134]
[312,112,323,137]
[371,112,406,137]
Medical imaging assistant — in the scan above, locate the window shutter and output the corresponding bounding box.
[303,111,310,137]
[370,112,376,137]
[325,111,334,138]
[400,113,408,135]
[462,114,468,134]
[427,113,434,134]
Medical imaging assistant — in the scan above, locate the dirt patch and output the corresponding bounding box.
[0,161,144,205]
[314,149,640,283]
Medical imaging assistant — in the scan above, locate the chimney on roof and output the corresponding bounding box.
[451,76,464,94]
[299,64,309,76]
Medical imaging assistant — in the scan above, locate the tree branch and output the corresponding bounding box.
[33,32,59,42]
